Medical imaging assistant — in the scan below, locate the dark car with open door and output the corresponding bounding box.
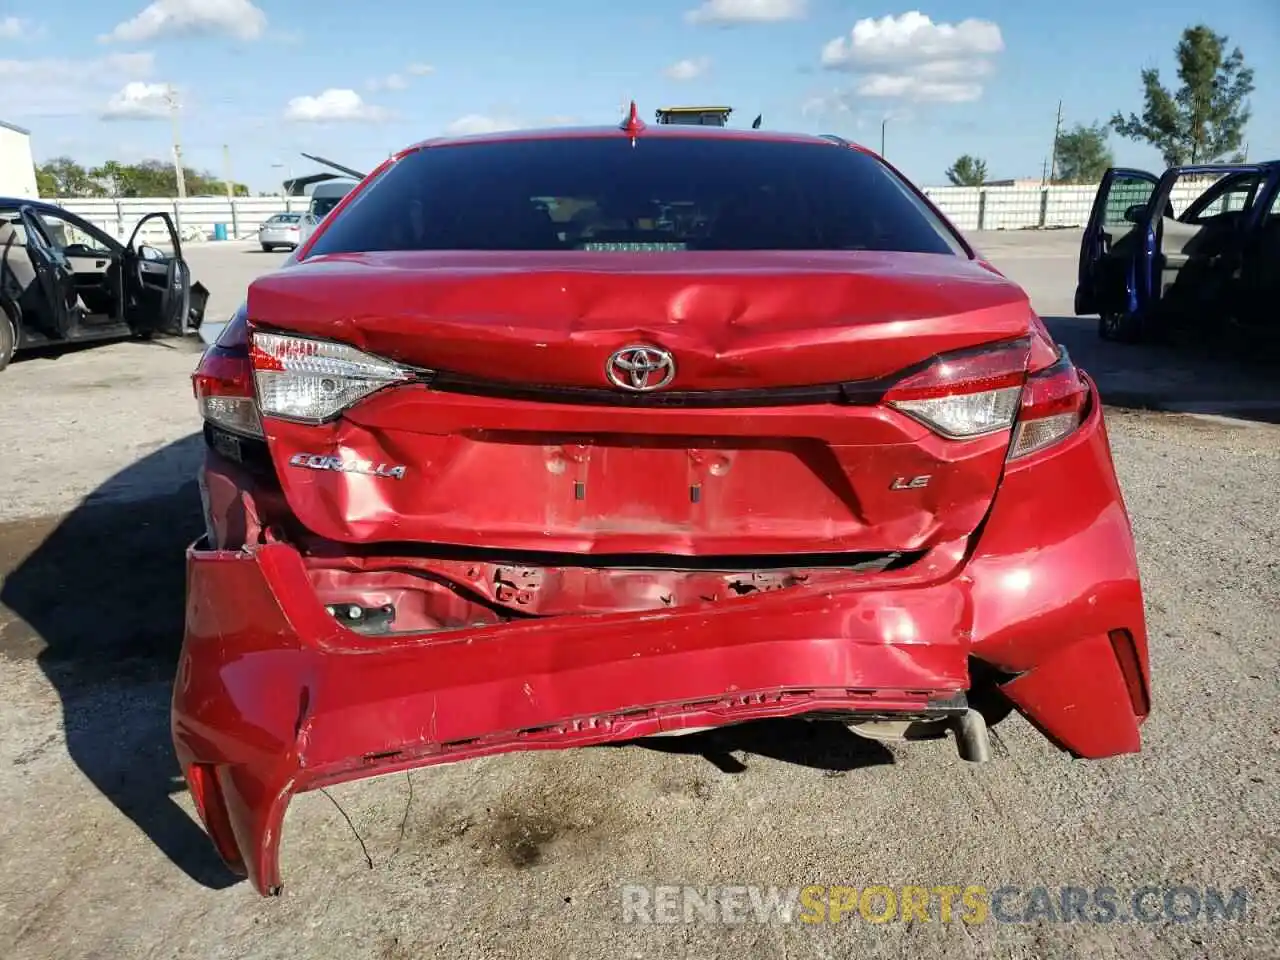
[1075,162,1280,343]
[0,198,208,372]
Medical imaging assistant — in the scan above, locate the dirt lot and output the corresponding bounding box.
[1,235,1278,959]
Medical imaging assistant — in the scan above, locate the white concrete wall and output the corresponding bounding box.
[44,179,1249,242]
[0,125,38,200]
[44,196,311,244]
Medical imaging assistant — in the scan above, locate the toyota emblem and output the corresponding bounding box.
[606,345,676,392]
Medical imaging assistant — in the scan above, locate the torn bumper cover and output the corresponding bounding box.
[172,404,1149,895]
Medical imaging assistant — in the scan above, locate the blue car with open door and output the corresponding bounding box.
[1075,162,1280,343]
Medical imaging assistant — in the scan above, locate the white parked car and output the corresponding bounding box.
[257,212,303,251]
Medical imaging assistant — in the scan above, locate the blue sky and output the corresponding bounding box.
[3,0,1278,192]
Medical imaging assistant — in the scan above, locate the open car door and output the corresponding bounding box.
[17,206,78,340]
[1075,168,1159,335]
[1147,163,1265,325]
[123,212,191,337]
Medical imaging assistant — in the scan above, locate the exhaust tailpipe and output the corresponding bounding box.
[952,708,992,763]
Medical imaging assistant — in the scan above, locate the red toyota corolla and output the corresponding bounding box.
[177,119,1149,895]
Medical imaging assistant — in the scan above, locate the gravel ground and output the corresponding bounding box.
[1,235,1278,959]
[0,243,278,523]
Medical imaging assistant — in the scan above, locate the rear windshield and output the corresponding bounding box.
[311,197,345,218]
[307,136,966,256]
[270,213,301,223]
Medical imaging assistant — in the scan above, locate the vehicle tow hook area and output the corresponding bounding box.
[324,601,396,634]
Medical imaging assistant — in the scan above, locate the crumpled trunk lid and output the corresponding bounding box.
[247,250,1032,555]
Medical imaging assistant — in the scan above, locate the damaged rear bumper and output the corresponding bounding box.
[172,399,1149,895]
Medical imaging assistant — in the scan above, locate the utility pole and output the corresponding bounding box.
[1046,99,1063,185]
[880,117,888,158]
[222,144,233,199]
[223,143,238,238]
[166,84,187,200]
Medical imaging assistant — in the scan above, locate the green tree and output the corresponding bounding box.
[945,154,988,187]
[86,160,250,198]
[89,160,129,197]
[1111,24,1254,165]
[34,157,104,198]
[1053,122,1115,183]
[35,166,58,198]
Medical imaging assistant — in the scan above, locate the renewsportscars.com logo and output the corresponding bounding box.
[619,884,1249,925]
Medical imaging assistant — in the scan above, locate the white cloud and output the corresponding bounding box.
[0,16,34,39]
[853,74,983,103]
[801,90,913,126]
[685,0,806,25]
[102,81,171,119]
[801,90,858,118]
[368,62,434,91]
[100,0,267,43]
[821,12,1002,66]
[284,88,390,123]
[445,114,521,136]
[820,12,1003,103]
[910,58,995,79]
[283,89,389,123]
[368,73,408,91]
[0,52,156,118]
[663,57,711,81]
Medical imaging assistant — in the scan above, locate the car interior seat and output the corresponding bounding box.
[0,220,37,301]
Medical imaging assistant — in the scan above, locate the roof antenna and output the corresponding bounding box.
[621,99,645,146]
[752,114,762,129]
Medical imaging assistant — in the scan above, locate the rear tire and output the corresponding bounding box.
[0,303,16,372]
[1098,311,1144,344]
[261,243,273,252]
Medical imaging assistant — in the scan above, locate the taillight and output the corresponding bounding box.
[883,338,1088,460]
[884,338,1029,439]
[250,331,416,423]
[192,313,263,437]
[1008,352,1089,460]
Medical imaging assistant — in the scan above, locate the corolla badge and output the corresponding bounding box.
[288,453,407,480]
[606,345,676,392]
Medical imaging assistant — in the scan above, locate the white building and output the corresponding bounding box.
[0,120,38,199]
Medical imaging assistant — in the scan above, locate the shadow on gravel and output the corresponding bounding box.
[10,338,133,365]
[615,719,894,774]
[11,333,208,368]
[1044,316,1280,425]
[0,435,240,891]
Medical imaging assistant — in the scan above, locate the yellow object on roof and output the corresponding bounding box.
[654,106,733,126]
